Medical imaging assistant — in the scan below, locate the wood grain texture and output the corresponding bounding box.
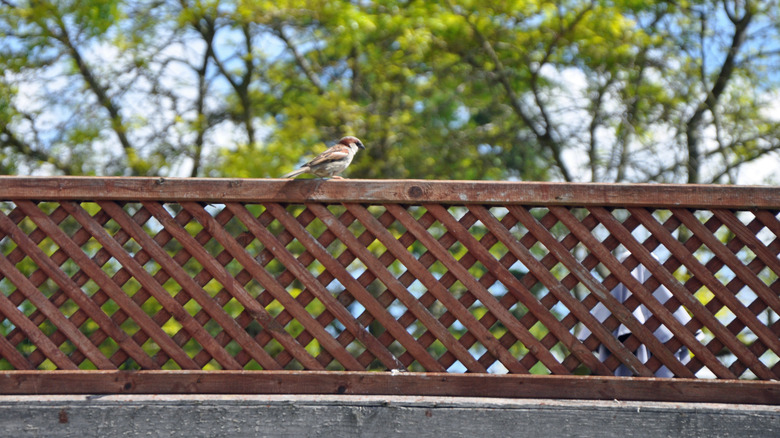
[0,177,778,402]
[0,371,777,405]
[1,176,779,208]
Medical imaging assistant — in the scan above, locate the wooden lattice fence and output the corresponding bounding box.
[0,177,778,404]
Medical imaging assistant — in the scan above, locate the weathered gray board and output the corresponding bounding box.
[1,395,777,437]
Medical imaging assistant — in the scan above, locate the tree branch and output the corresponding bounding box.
[454,7,573,181]
[47,10,145,175]
[273,24,326,95]
[685,2,753,183]
[0,126,74,174]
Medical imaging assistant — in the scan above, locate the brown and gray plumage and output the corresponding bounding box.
[282,136,365,179]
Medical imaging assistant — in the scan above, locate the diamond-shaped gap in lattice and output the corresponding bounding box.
[758,348,780,373]
[485,233,511,263]
[0,230,18,258]
[441,206,466,222]
[467,341,489,368]
[423,295,450,321]
[134,286,162,318]
[31,201,59,217]
[445,358,467,373]
[218,211,250,244]
[180,336,207,365]
[203,202,227,221]
[98,293,123,321]
[159,355,184,370]
[122,203,157,235]
[182,293,204,319]
[345,210,370,241]
[220,257,246,282]
[756,265,779,290]
[425,258,449,281]
[169,254,202,283]
[755,221,777,250]
[242,358,263,370]
[384,210,408,239]
[342,294,366,318]
[263,296,285,319]
[96,338,125,369]
[335,337,365,370]
[240,202,268,223]
[99,254,127,278]
[341,254,369,280]
[221,338,244,363]
[731,284,761,319]
[33,275,61,299]
[219,296,244,320]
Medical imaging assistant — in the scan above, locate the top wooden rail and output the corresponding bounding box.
[0,177,778,404]
[2,176,779,208]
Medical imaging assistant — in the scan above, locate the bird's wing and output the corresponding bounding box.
[306,144,350,166]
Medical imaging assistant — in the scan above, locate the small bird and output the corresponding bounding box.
[282,136,365,179]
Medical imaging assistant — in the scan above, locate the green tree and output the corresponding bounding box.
[1,0,778,181]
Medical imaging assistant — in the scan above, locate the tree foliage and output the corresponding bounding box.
[1,0,779,183]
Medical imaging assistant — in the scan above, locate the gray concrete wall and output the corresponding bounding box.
[1,395,777,438]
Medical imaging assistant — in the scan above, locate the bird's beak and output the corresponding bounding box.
[356,142,365,150]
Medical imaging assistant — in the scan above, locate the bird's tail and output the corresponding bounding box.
[281,167,309,178]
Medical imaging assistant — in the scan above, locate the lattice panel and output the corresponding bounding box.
[0,195,778,379]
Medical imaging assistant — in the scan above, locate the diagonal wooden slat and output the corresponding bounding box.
[15,201,163,369]
[424,204,623,376]
[587,206,774,380]
[548,207,732,377]
[506,206,696,377]
[184,201,349,370]
[230,202,406,371]
[3,205,111,367]
[630,208,780,360]
[240,206,353,369]
[62,201,245,370]
[102,206,209,369]
[299,202,446,371]
[0,178,777,389]
[344,204,491,372]
[0,288,67,369]
[0,210,116,369]
[471,205,661,376]
[385,203,566,373]
[321,207,469,370]
[707,209,780,314]
[137,201,286,370]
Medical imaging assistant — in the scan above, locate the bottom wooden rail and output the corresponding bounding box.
[1,371,777,405]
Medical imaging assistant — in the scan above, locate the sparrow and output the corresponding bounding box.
[282,136,365,179]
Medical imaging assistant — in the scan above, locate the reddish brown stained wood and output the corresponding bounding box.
[138,201,284,370]
[0,211,115,370]
[383,204,534,374]
[588,207,774,380]
[507,206,694,378]
[180,202,331,371]
[344,203,489,373]
[427,204,632,376]
[265,203,424,371]
[0,290,63,369]
[307,203,449,372]
[67,201,245,370]
[631,208,780,363]
[204,201,360,371]
[0,371,778,405]
[16,201,161,370]
[2,177,779,208]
